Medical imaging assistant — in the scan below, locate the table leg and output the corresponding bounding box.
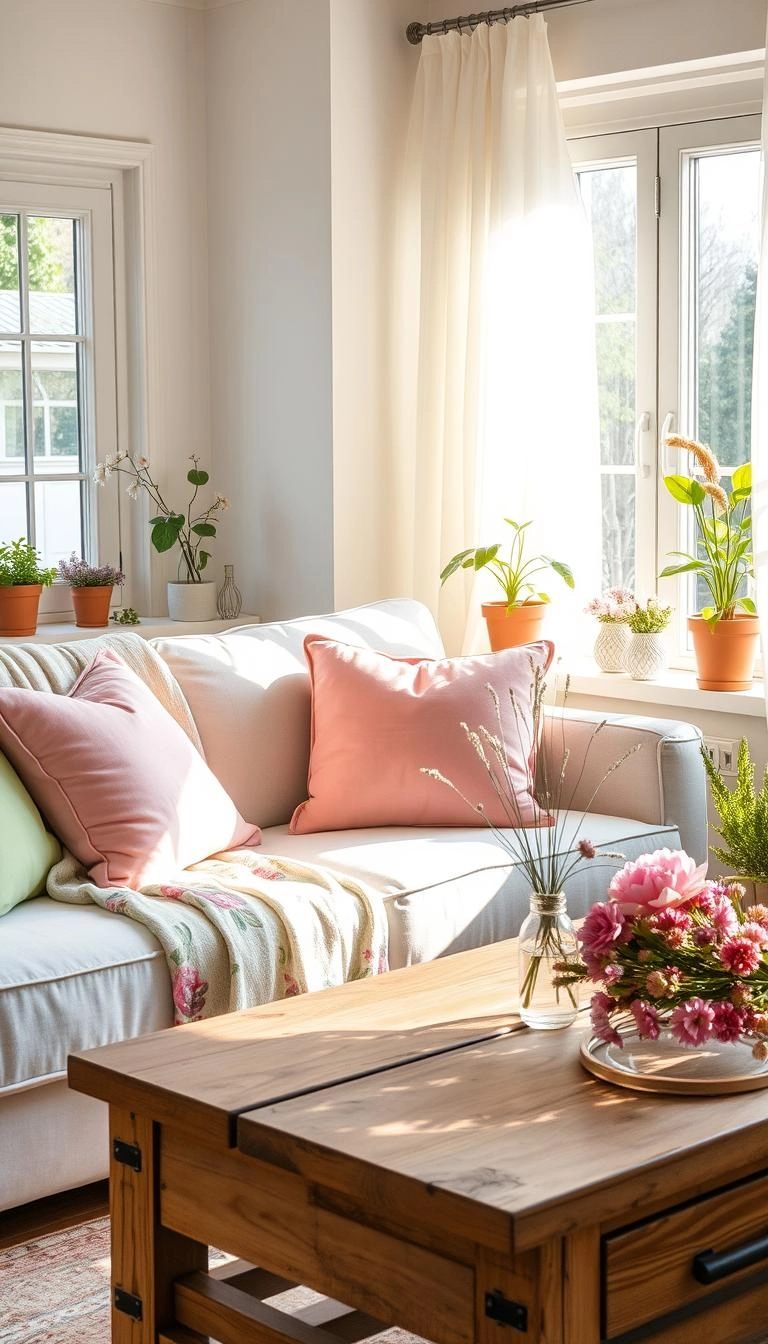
[109,1105,207,1343]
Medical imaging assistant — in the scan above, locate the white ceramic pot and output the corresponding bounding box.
[625,632,667,681]
[167,580,218,622]
[592,621,630,673]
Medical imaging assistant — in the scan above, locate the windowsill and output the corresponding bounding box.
[0,615,261,645]
[563,657,766,718]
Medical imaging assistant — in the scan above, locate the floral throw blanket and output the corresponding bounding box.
[48,848,389,1023]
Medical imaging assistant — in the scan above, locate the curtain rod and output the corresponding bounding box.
[406,0,594,45]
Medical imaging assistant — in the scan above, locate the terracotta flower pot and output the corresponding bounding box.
[688,613,761,691]
[0,584,43,637]
[70,585,113,628]
[481,600,547,651]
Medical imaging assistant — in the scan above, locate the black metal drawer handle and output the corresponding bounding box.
[693,1232,768,1284]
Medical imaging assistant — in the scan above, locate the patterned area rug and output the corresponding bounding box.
[0,1217,424,1344]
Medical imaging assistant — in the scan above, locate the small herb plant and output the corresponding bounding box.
[0,538,57,587]
[111,607,140,625]
[701,738,768,881]
[626,598,672,634]
[440,518,574,611]
[58,554,125,588]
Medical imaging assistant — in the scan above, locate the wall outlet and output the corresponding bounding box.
[703,737,736,774]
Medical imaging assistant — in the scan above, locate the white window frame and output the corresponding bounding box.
[658,114,762,664]
[569,113,761,670]
[0,180,117,616]
[0,128,159,618]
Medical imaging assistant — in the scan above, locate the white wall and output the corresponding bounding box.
[0,0,212,612]
[329,0,418,610]
[205,0,335,622]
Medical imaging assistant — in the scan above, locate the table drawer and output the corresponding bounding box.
[604,1171,768,1338]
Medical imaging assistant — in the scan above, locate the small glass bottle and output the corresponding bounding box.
[216,564,242,621]
[518,891,580,1030]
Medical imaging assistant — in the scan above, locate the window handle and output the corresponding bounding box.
[660,411,675,474]
[636,412,651,478]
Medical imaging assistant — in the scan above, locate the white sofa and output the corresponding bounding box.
[0,598,707,1213]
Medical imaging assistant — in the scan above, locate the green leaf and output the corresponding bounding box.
[659,558,702,577]
[187,468,209,486]
[198,550,210,570]
[739,596,758,614]
[440,549,475,583]
[473,544,500,570]
[548,559,575,589]
[664,474,697,505]
[150,515,184,553]
[732,461,752,493]
[191,522,216,537]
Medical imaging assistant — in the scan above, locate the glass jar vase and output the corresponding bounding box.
[518,891,580,1030]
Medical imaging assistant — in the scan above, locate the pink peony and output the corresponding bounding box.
[670,997,715,1047]
[719,937,762,976]
[608,848,708,915]
[579,901,629,956]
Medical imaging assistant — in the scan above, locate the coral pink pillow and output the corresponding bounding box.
[290,636,554,834]
[0,648,261,889]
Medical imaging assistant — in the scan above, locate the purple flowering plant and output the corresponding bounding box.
[57,553,125,588]
[566,848,768,1058]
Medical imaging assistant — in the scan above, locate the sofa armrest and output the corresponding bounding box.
[540,708,707,865]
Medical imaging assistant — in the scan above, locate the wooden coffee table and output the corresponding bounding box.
[69,940,768,1344]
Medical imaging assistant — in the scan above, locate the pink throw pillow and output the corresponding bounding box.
[0,648,261,889]
[289,636,554,834]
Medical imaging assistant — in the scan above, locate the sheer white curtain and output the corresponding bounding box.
[753,23,768,713]
[389,16,601,656]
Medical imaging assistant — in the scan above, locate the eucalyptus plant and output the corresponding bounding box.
[660,436,754,627]
[440,518,574,611]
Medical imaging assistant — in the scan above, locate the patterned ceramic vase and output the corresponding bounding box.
[625,632,667,681]
[593,621,630,673]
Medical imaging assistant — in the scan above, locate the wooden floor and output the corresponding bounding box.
[0,1180,108,1250]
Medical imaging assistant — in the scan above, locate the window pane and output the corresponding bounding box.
[32,342,79,464]
[0,214,20,332]
[601,473,636,590]
[28,217,77,335]
[0,481,28,539]
[579,161,638,592]
[34,478,82,568]
[694,150,760,468]
[0,346,24,459]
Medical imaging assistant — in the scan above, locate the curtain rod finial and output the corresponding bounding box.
[406,21,425,43]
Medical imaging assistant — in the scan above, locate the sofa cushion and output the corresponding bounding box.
[0,753,61,918]
[290,637,554,834]
[0,649,261,889]
[151,598,446,827]
[261,814,682,969]
[0,897,172,1093]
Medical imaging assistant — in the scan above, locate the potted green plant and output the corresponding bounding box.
[440,518,574,650]
[0,538,57,637]
[701,737,768,899]
[660,434,757,690]
[624,598,672,681]
[57,554,125,629]
[94,451,230,621]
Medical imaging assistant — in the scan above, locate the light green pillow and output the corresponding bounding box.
[0,751,61,917]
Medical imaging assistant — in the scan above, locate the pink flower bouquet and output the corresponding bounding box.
[568,848,768,1059]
